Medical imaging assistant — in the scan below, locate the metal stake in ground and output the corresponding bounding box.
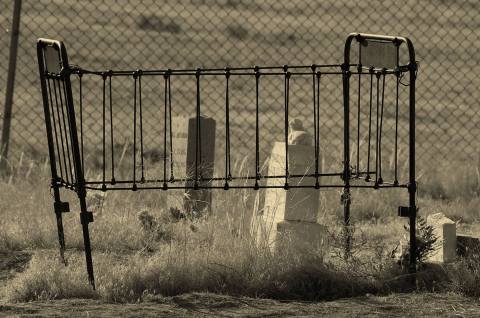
[0,0,22,171]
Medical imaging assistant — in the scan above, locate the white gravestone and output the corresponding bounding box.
[427,213,456,263]
[171,116,215,215]
[264,142,319,223]
[260,119,326,255]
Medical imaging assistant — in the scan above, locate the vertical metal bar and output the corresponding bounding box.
[408,60,417,278]
[224,68,231,188]
[79,194,95,288]
[342,37,353,257]
[61,80,79,184]
[0,0,22,170]
[138,72,145,183]
[52,79,71,185]
[109,73,115,183]
[394,72,399,185]
[378,72,386,184]
[168,74,174,181]
[356,66,361,177]
[53,189,66,265]
[47,78,64,181]
[102,74,106,188]
[132,73,137,189]
[197,73,202,181]
[61,42,95,288]
[195,70,201,186]
[163,73,168,185]
[254,66,260,189]
[394,45,400,186]
[57,78,74,186]
[366,70,373,181]
[283,66,289,188]
[316,71,321,187]
[342,56,351,258]
[311,66,317,184]
[374,72,380,185]
[79,74,84,172]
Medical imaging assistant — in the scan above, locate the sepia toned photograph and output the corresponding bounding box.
[0,0,479,317]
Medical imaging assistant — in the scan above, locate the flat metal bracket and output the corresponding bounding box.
[54,201,70,213]
[80,211,94,224]
[398,206,416,217]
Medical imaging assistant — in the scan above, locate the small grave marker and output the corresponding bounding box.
[426,213,456,263]
[171,116,216,215]
[261,138,326,255]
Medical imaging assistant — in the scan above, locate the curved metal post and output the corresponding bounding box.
[37,40,67,265]
[344,33,417,271]
[37,38,95,289]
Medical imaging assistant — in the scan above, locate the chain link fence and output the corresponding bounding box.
[1,0,479,174]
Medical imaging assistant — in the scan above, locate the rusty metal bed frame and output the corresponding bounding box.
[37,33,417,288]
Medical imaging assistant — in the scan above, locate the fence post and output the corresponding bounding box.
[1,0,22,172]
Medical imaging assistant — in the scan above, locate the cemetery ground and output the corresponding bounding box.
[1,1,480,316]
[0,158,479,317]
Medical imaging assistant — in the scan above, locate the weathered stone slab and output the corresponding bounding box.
[426,213,456,263]
[171,116,189,178]
[171,116,216,215]
[261,141,321,249]
[264,142,319,223]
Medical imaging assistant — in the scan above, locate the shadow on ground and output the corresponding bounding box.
[1,251,479,317]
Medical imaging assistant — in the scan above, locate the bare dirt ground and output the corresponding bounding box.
[1,292,480,317]
[1,251,480,318]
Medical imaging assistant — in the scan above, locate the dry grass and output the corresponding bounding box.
[0,156,479,303]
[447,252,480,298]
[3,223,379,302]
